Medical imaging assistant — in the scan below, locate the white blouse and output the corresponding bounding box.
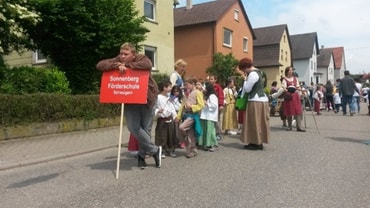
[154,94,177,119]
[200,94,218,122]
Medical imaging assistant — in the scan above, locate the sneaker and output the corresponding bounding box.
[161,153,166,159]
[170,152,177,158]
[216,134,223,140]
[153,146,162,168]
[186,152,198,158]
[208,148,216,152]
[227,130,237,135]
[138,155,147,169]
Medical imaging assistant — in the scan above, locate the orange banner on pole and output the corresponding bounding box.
[99,69,149,104]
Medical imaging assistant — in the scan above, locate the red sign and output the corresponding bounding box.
[99,69,149,104]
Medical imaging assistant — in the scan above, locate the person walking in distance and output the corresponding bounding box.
[313,85,323,115]
[96,42,162,169]
[352,78,362,113]
[324,80,334,111]
[339,70,359,116]
[333,88,341,113]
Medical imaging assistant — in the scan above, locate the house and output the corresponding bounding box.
[290,32,320,85]
[2,50,50,68]
[325,47,346,81]
[174,0,255,80]
[135,0,175,74]
[253,24,292,88]
[317,47,335,84]
[3,1,175,75]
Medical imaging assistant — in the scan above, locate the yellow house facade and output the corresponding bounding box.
[3,1,175,75]
[134,0,175,74]
[2,50,49,68]
[274,30,291,85]
[253,24,292,88]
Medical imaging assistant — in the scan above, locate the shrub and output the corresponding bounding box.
[0,66,71,94]
[152,73,170,85]
[0,93,120,126]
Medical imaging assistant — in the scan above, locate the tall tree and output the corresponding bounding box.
[24,0,148,94]
[0,0,39,55]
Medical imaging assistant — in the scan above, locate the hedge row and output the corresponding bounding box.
[0,93,121,126]
[0,66,71,94]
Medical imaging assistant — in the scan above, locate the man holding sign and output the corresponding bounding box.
[96,43,161,169]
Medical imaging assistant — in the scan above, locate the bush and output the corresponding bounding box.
[152,73,170,85]
[0,93,120,126]
[0,66,71,94]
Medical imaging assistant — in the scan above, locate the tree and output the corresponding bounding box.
[0,0,39,55]
[206,53,240,87]
[24,0,148,94]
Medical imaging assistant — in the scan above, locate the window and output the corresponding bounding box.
[32,49,47,64]
[243,37,248,52]
[285,51,288,62]
[280,49,283,60]
[223,28,232,47]
[144,46,157,70]
[234,9,239,21]
[144,0,156,21]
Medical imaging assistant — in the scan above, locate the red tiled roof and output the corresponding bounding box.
[174,0,255,38]
[325,47,344,69]
[174,0,233,27]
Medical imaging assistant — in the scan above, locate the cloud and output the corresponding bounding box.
[274,0,370,72]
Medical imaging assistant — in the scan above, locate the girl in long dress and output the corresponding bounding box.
[198,82,219,151]
[222,78,238,135]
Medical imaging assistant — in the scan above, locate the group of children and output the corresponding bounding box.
[128,75,240,159]
[312,85,341,115]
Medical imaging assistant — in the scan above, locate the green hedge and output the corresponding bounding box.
[0,93,121,126]
[0,66,71,94]
[0,71,171,127]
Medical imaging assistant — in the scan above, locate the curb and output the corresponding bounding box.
[0,145,119,171]
[0,117,122,141]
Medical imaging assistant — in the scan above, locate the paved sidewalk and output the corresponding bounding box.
[0,126,127,170]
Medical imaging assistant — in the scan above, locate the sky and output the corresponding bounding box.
[177,0,370,74]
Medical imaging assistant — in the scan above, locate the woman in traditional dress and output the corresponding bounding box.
[238,58,270,150]
[282,66,306,132]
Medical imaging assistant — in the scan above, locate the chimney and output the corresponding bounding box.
[186,0,193,10]
[321,45,324,49]
[173,0,179,8]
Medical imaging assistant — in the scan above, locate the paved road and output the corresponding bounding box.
[0,103,369,207]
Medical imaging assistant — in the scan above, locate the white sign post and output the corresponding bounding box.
[115,103,124,179]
